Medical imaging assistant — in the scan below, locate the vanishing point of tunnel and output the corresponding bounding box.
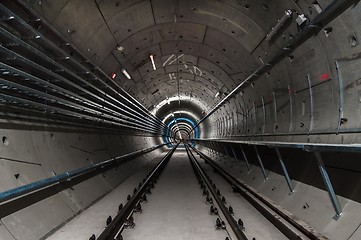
[0,0,361,240]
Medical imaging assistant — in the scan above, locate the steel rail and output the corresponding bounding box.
[192,0,359,130]
[0,143,168,205]
[97,143,179,240]
[185,144,247,240]
[190,146,329,240]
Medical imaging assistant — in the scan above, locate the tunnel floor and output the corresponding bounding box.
[46,149,287,239]
[122,149,226,240]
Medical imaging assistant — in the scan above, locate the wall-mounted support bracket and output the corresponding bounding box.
[231,146,240,163]
[314,152,342,220]
[275,148,294,194]
[224,145,230,159]
[254,146,268,180]
[240,145,251,173]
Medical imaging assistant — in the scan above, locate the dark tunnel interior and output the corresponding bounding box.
[0,0,361,239]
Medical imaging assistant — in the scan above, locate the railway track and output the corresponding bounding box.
[94,144,179,240]
[85,144,327,240]
[188,144,329,240]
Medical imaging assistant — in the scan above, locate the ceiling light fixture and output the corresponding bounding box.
[116,45,124,51]
[150,54,156,70]
[110,72,117,79]
[215,91,220,98]
[121,68,131,80]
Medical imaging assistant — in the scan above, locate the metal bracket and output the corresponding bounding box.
[314,152,342,220]
[275,148,294,194]
[254,146,268,180]
[240,145,251,173]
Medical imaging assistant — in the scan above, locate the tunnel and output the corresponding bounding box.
[0,0,361,239]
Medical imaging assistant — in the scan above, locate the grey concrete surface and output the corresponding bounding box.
[0,129,161,240]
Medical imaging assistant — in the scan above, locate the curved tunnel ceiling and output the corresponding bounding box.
[25,0,361,143]
[27,0,292,121]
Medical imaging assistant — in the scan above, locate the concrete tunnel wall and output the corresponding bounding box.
[204,3,361,143]
[1,0,361,239]
[0,122,162,239]
[197,1,361,236]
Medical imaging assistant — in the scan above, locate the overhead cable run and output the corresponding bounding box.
[192,0,360,130]
[0,1,170,137]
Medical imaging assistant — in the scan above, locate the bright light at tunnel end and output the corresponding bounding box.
[164,117,199,148]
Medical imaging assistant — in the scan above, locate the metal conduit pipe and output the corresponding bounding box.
[0,92,164,136]
[7,1,162,126]
[266,10,293,42]
[10,1,165,129]
[0,2,168,133]
[192,0,359,130]
[0,143,168,204]
[0,42,166,133]
[192,138,361,152]
[222,128,361,138]
[0,77,165,134]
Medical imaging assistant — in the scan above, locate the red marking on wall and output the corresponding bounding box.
[320,72,330,81]
[289,88,296,94]
[110,72,117,79]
